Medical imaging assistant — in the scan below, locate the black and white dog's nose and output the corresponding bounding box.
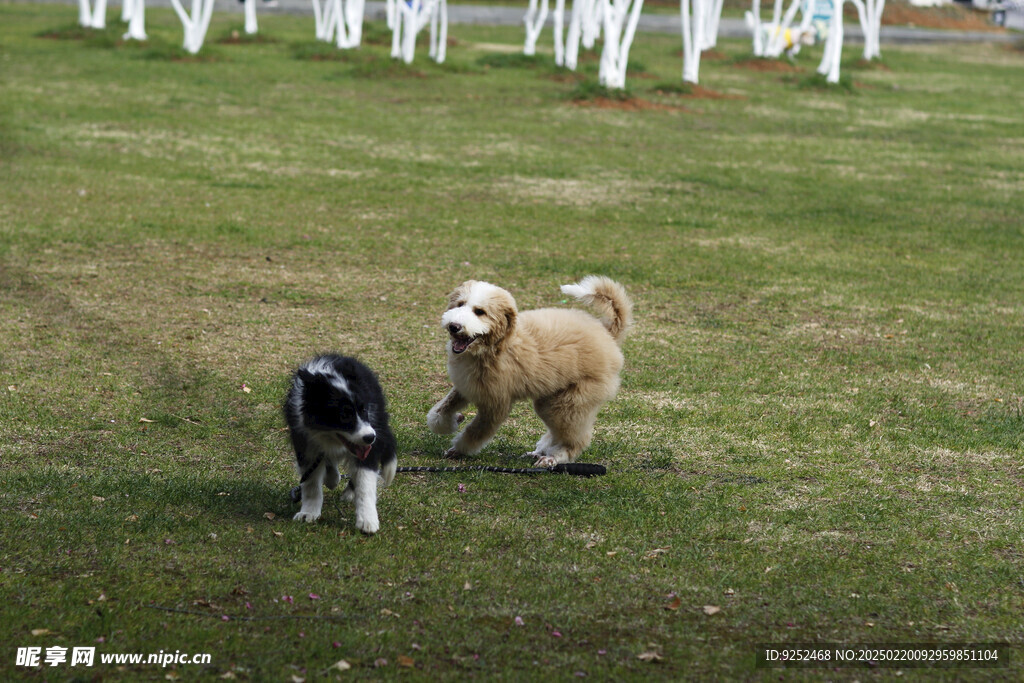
[447,322,463,336]
[361,432,376,445]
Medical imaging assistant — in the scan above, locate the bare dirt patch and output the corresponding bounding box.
[855,58,892,71]
[671,48,729,60]
[877,1,1003,31]
[216,31,277,45]
[547,71,586,84]
[649,84,744,100]
[732,57,804,73]
[572,97,690,112]
[687,84,745,99]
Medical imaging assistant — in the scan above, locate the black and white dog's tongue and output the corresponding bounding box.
[341,437,373,461]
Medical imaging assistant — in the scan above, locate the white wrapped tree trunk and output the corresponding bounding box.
[860,0,884,59]
[391,0,447,64]
[79,0,92,27]
[552,0,566,65]
[523,0,567,63]
[845,0,881,60]
[565,0,602,70]
[391,0,413,60]
[701,0,724,49]
[320,0,364,47]
[312,0,329,40]
[427,0,447,62]
[243,0,258,35]
[169,0,216,54]
[91,0,108,28]
[122,0,147,40]
[816,0,843,82]
[78,0,108,28]
[344,0,365,47]
[523,0,549,56]
[552,0,569,65]
[746,0,764,56]
[582,0,603,48]
[680,0,706,84]
[598,0,643,89]
[681,0,724,83]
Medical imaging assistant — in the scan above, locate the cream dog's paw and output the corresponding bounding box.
[428,407,464,434]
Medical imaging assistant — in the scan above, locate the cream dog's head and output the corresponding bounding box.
[441,280,518,355]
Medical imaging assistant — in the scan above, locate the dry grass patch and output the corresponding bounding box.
[493,174,648,207]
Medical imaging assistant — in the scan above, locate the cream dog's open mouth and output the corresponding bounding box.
[450,334,478,354]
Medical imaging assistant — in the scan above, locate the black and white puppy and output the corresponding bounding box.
[284,354,397,534]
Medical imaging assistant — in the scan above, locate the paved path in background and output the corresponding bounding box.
[25,0,1020,44]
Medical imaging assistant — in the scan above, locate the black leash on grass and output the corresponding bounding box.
[396,463,607,477]
[289,463,606,502]
[146,605,347,622]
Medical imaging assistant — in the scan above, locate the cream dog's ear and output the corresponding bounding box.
[486,289,518,342]
[446,281,475,311]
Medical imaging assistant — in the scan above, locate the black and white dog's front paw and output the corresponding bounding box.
[354,511,380,535]
[293,510,321,523]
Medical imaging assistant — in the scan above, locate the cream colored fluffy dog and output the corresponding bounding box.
[427,276,633,467]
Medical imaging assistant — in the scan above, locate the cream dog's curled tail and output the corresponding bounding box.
[560,276,633,344]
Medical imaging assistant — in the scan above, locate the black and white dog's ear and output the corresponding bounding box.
[296,368,316,385]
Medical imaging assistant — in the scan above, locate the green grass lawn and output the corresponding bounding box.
[2,3,1023,679]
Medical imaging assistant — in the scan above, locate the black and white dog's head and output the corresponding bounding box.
[289,356,378,460]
